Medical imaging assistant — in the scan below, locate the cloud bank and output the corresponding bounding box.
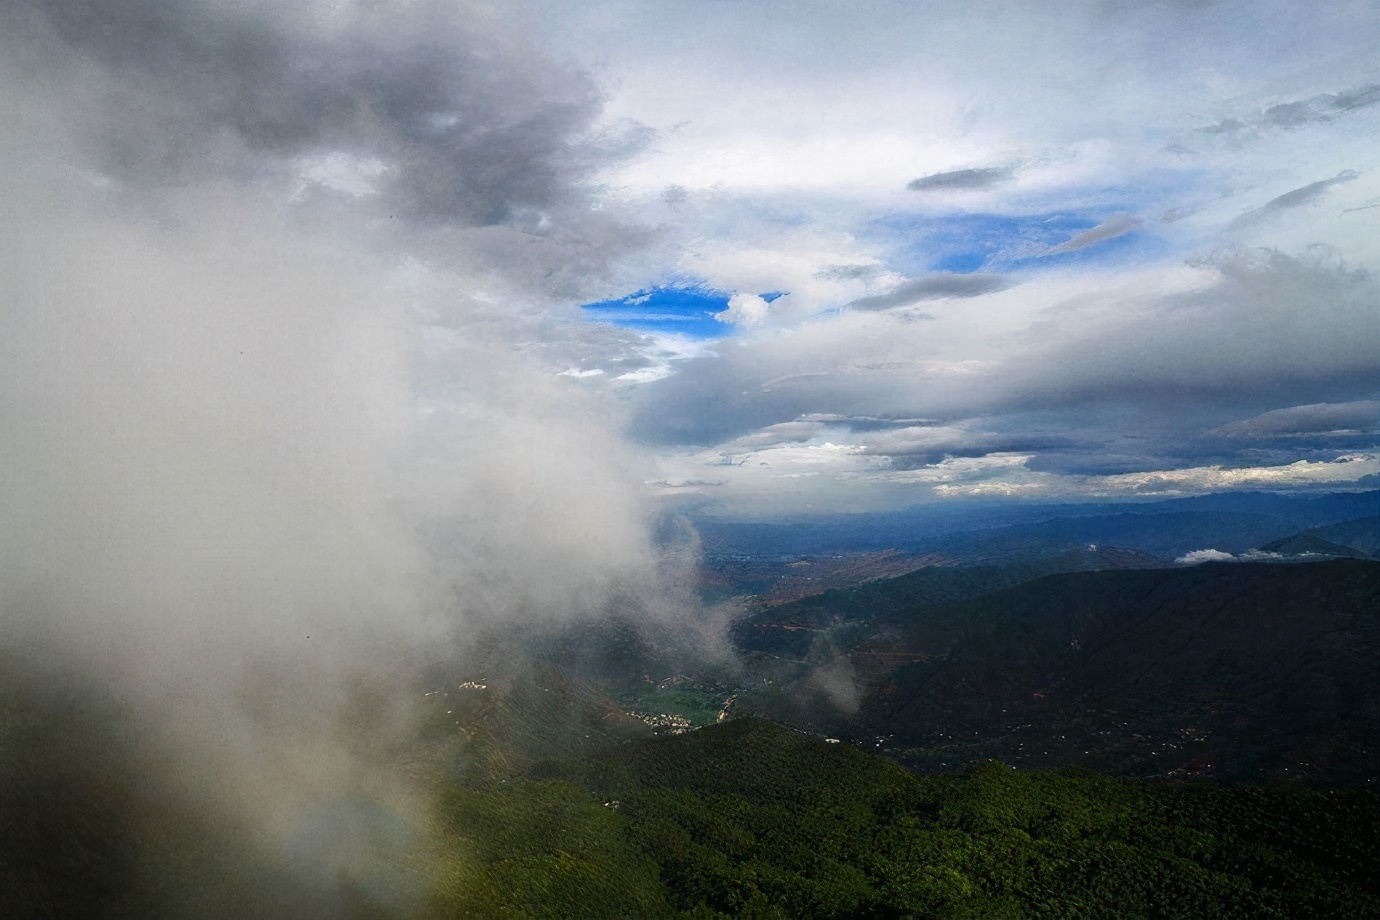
[525,0,1380,518]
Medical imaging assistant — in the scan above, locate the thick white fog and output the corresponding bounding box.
[0,3,686,906]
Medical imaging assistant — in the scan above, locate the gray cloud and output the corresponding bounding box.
[801,414,938,432]
[860,425,1068,468]
[1208,401,1380,438]
[1230,171,1359,228]
[1045,214,1141,255]
[1265,83,1380,126]
[12,0,640,228]
[1328,83,1380,113]
[1008,251,1380,410]
[629,357,819,446]
[1262,100,1315,129]
[1199,117,1247,135]
[632,249,1380,491]
[846,273,1013,310]
[814,263,887,281]
[906,166,1013,192]
[1202,82,1380,134]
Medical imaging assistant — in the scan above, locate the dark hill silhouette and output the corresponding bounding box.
[1258,532,1368,558]
[1291,516,1379,557]
[740,560,1380,784]
[733,548,1164,661]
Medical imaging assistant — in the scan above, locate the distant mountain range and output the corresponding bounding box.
[696,493,1379,608]
[695,489,1380,561]
[1263,516,1380,558]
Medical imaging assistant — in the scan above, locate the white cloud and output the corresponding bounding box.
[656,438,1380,517]
[295,151,390,197]
[934,454,1380,501]
[715,292,771,326]
[0,4,704,899]
[1176,549,1237,564]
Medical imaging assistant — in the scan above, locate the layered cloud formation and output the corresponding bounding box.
[523,0,1380,516]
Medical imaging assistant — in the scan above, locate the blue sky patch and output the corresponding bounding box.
[583,284,785,338]
[873,209,1153,276]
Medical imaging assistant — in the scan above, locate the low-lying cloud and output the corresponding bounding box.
[0,2,690,912]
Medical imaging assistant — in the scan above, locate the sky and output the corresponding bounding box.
[6,1,1372,526]
[525,0,1380,518]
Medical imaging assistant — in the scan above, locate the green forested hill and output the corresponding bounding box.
[739,559,1380,783]
[6,561,1379,918]
[450,718,1380,918]
[5,656,1379,918]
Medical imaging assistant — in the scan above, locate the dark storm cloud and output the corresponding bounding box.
[906,166,1013,192]
[1229,171,1359,228]
[11,0,632,227]
[845,273,1013,310]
